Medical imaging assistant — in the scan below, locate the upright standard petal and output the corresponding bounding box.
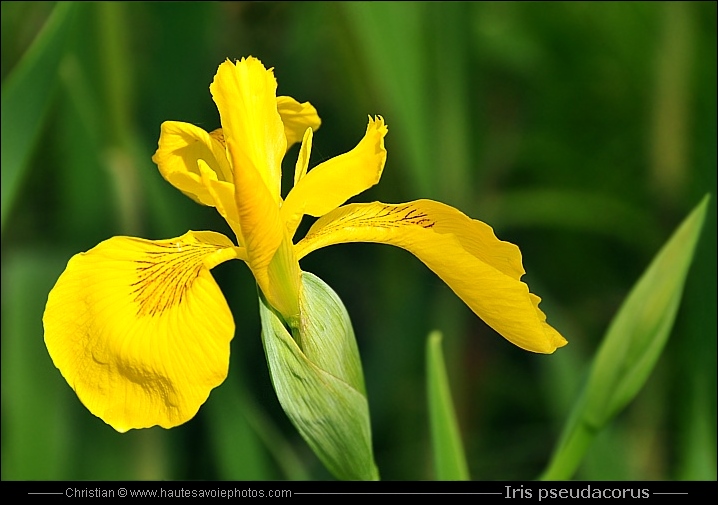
[207,95,321,158]
[281,116,388,238]
[295,200,567,354]
[210,57,286,202]
[43,231,238,432]
[277,95,321,149]
[152,121,233,205]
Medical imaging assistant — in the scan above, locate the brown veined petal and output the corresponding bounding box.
[210,57,286,202]
[43,231,239,432]
[277,95,321,149]
[152,121,233,207]
[295,200,567,354]
[281,116,388,238]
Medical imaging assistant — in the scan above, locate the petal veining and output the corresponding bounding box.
[295,200,567,354]
[43,231,238,432]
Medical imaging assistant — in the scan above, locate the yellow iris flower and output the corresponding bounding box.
[43,56,566,433]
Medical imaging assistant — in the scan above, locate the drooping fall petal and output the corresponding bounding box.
[281,116,388,237]
[295,200,567,354]
[43,231,239,432]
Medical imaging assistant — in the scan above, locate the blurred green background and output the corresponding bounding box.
[2,1,715,480]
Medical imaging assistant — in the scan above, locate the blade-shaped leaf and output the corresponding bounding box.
[259,271,378,480]
[541,194,711,480]
[426,331,469,480]
[1,1,78,232]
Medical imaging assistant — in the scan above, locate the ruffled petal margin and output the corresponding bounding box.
[295,200,567,353]
[43,231,238,432]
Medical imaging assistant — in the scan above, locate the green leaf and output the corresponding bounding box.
[259,271,378,480]
[1,1,78,233]
[540,194,711,480]
[426,331,470,480]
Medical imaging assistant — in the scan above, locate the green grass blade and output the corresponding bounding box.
[540,194,711,480]
[1,1,77,232]
[427,331,470,480]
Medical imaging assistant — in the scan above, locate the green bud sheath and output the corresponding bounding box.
[259,271,378,480]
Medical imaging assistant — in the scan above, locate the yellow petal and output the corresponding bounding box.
[152,121,233,206]
[265,227,302,326]
[277,95,321,149]
[228,136,301,323]
[205,58,306,321]
[197,159,243,244]
[209,90,321,159]
[210,57,286,202]
[294,127,313,187]
[295,200,567,354]
[226,136,286,307]
[281,116,388,238]
[283,127,314,238]
[43,231,239,432]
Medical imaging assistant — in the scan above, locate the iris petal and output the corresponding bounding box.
[197,159,243,244]
[295,200,567,353]
[293,127,313,187]
[43,231,238,431]
[152,121,232,206]
[226,136,290,316]
[282,116,387,237]
[210,57,286,202]
[208,58,301,321]
[277,95,321,149]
